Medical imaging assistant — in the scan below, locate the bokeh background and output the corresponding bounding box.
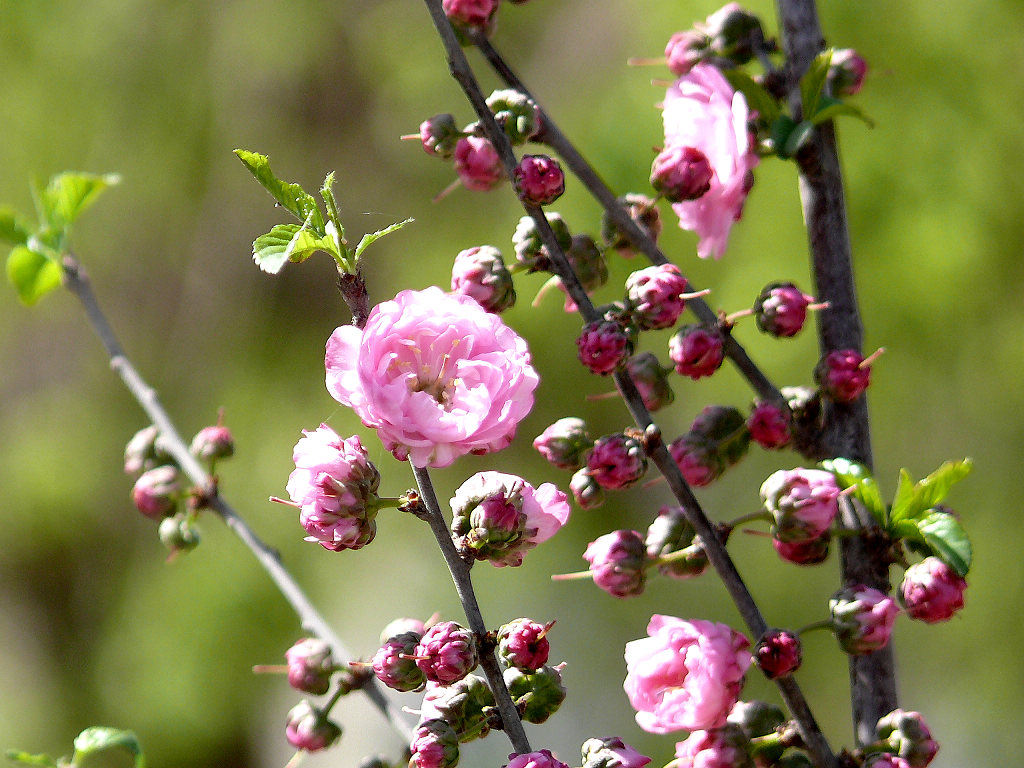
[2,1,1022,766]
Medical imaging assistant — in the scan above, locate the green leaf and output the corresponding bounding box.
[808,96,875,128]
[0,207,31,245]
[320,172,342,238]
[353,217,414,262]
[918,511,972,577]
[234,150,324,231]
[6,245,62,304]
[800,49,833,120]
[251,221,341,274]
[4,750,58,767]
[72,728,144,768]
[782,121,815,158]
[820,457,886,524]
[35,172,120,231]
[722,69,781,124]
[888,458,972,524]
[888,468,917,524]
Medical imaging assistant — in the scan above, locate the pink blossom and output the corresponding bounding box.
[326,287,538,468]
[506,750,570,768]
[624,615,751,733]
[454,136,503,191]
[662,63,758,259]
[898,557,967,623]
[674,726,753,768]
[830,585,899,654]
[760,468,840,544]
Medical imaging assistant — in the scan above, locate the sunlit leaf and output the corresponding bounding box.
[234,150,324,231]
[809,96,875,128]
[353,217,414,263]
[889,458,972,524]
[35,172,120,231]
[251,221,340,274]
[800,49,833,120]
[6,245,62,304]
[73,728,144,768]
[918,511,972,577]
[0,207,31,245]
[820,457,885,524]
[889,468,916,523]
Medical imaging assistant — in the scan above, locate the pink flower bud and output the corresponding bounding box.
[285,700,342,752]
[746,400,792,450]
[504,664,566,723]
[506,750,571,768]
[753,629,802,679]
[577,318,633,375]
[668,433,724,487]
[898,557,966,623]
[286,425,381,551]
[570,468,605,509]
[497,618,551,672]
[584,530,648,598]
[451,245,516,313]
[534,417,593,471]
[581,737,651,768]
[829,48,868,96]
[419,113,461,158]
[124,424,165,474]
[815,349,871,403]
[702,3,763,64]
[626,263,690,330]
[624,615,751,733]
[189,424,235,463]
[651,145,713,203]
[586,432,648,490]
[625,352,675,412]
[410,719,460,768]
[773,533,831,565]
[761,468,840,544]
[645,506,708,579]
[442,0,498,29]
[665,30,709,76]
[514,154,565,206]
[863,755,913,768]
[512,212,572,272]
[602,193,662,258]
[414,621,478,685]
[453,136,503,191]
[486,89,541,145]
[874,709,939,768]
[132,465,181,520]
[674,724,754,768]
[419,674,495,739]
[372,631,427,692]
[285,638,337,695]
[669,323,725,379]
[754,282,816,338]
[829,585,899,655]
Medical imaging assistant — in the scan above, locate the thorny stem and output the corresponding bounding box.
[60,253,415,744]
[411,465,533,755]
[774,0,898,746]
[423,5,837,767]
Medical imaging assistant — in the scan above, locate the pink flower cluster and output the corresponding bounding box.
[662,63,758,259]
[326,287,539,468]
[623,615,751,733]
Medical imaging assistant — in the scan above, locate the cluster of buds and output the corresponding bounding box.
[669,406,750,487]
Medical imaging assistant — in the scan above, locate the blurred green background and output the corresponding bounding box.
[2,0,1022,766]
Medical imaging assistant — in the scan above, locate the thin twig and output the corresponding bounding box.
[60,253,415,744]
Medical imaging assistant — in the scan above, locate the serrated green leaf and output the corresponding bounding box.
[808,96,876,128]
[918,511,972,577]
[35,172,120,231]
[4,750,58,767]
[0,207,31,245]
[820,457,886,523]
[7,245,62,304]
[320,172,342,238]
[73,728,144,768]
[916,458,973,510]
[783,120,815,158]
[722,69,781,124]
[800,49,833,120]
[252,221,341,274]
[889,468,917,524]
[353,217,414,262]
[234,150,324,231]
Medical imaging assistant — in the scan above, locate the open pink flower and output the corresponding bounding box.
[624,615,751,733]
[662,63,758,259]
[326,287,539,468]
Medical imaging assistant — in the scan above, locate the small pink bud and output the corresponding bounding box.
[674,724,754,768]
[410,719,460,768]
[702,3,764,65]
[577,318,633,375]
[773,533,831,565]
[746,400,792,449]
[669,323,725,379]
[761,468,840,544]
[414,621,478,685]
[829,584,899,655]
[486,89,541,145]
[874,709,939,768]
[898,557,966,623]
[453,136,504,191]
[625,352,675,412]
[665,30,710,76]
[625,263,690,330]
[497,618,551,672]
[451,245,516,313]
[285,638,336,696]
[815,349,872,403]
[372,631,426,692]
[534,417,593,471]
[829,48,868,96]
[514,154,565,206]
[124,424,165,475]
[753,629,802,679]
[506,750,571,768]
[668,433,724,487]
[651,145,713,203]
[863,755,913,768]
[132,465,181,520]
[442,0,498,30]
[581,737,651,768]
[419,113,461,158]
[645,506,708,579]
[754,282,816,338]
[584,530,648,598]
[570,467,606,509]
[285,699,342,752]
[602,193,662,258]
[512,212,572,272]
[189,424,235,462]
[586,432,648,490]
[504,665,567,723]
